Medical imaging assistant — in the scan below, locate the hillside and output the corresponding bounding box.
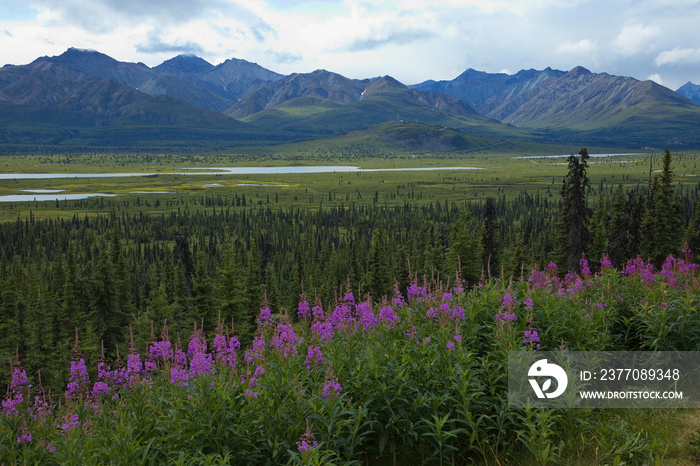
[415,66,700,147]
[677,82,700,105]
[3,48,700,150]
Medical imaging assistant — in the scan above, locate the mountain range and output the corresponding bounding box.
[1,47,699,150]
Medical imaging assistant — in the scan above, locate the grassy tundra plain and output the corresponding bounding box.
[1,145,698,222]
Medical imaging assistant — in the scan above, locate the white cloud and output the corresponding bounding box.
[655,47,700,66]
[555,39,596,56]
[647,73,663,84]
[614,24,659,56]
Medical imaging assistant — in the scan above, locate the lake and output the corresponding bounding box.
[0,165,484,180]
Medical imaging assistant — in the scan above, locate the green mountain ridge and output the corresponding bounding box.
[2,48,700,151]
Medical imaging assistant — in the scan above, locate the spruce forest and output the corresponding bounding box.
[2,146,700,464]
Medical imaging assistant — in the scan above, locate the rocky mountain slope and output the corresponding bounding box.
[2,48,700,148]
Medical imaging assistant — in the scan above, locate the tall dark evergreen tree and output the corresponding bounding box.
[640,148,684,266]
[365,223,392,300]
[686,201,700,259]
[481,197,498,278]
[588,194,610,268]
[448,210,482,286]
[557,147,592,273]
[607,184,644,267]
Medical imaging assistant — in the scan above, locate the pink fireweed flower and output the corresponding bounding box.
[91,381,110,398]
[297,433,318,452]
[311,320,334,343]
[297,419,319,452]
[356,300,378,331]
[450,305,465,321]
[189,352,214,377]
[321,377,342,399]
[545,262,558,275]
[213,334,240,368]
[66,358,89,400]
[187,332,208,356]
[329,303,355,331]
[270,321,298,357]
[378,303,401,328]
[312,303,325,321]
[392,284,407,306]
[126,353,143,383]
[149,340,173,361]
[29,389,53,423]
[58,413,80,433]
[579,254,591,277]
[600,254,613,270]
[501,293,517,310]
[343,290,355,305]
[305,346,324,370]
[16,432,32,443]
[523,328,541,349]
[257,305,274,327]
[528,268,548,289]
[2,364,30,416]
[298,300,312,320]
[170,367,192,386]
[494,310,517,326]
[244,336,266,365]
[407,282,429,301]
[446,341,456,351]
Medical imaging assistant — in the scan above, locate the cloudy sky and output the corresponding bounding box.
[1,0,699,90]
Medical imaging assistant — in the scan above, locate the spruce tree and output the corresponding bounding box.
[448,209,482,286]
[557,147,592,273]
[607,184,643,267]
[366,223,392,300]
[640,148,684,266]
[481,197,498,278]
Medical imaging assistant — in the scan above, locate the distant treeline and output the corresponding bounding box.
[1,150,700,393]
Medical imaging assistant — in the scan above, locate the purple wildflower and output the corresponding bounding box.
[392,284,407,306]
[311,320,334,343]
[579,254,591,276]
[494,310,517,326]
[244,336,266,365]
[65,358,89,400]
[446,341,456,351]
[270,320,298,357]
[91,381,110,398]
[2,364,30,416]
[149,340,173,361]
[321,377,342,399]
[378,303,401,328]
[170,367,192,386]
[126,353,143,384]
[58,413,80,433]
[257,305,274,327]
[297,419,319,452]
[17,432,32,443]
[523,328,541,349]
[189,352,214,377]
[600,254,613,270]
[213,333,240,368]
[356,300,378,331]
[305,346,324,370]
[407,282,429,301]
[298,299,312,320]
